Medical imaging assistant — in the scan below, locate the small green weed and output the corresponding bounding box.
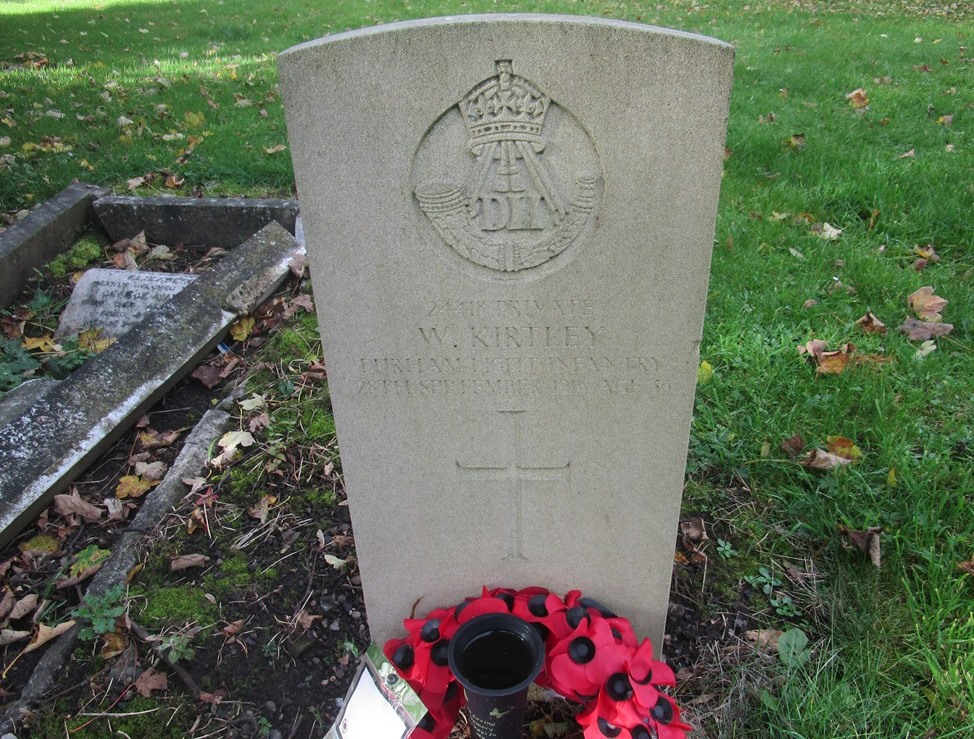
[745,566,783,596]
[158,632,196,663]
[716,538,738,559]
[71,584,126,641]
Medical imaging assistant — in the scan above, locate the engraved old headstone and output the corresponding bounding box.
[279,15,733,647]
[56,268,197,339]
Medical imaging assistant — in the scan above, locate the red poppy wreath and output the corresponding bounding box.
[383,586,690,739]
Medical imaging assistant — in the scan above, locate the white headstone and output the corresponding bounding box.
[279,15,733,646]
[56,268,196,339]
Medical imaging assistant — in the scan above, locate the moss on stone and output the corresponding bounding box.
[136,584,218,627]
[48,236,103,278]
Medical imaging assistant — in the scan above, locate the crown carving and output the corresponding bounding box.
[461,60,549,152]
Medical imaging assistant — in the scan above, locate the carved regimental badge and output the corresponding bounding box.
[413,60,602,275]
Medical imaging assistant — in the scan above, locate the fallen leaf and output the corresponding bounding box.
[680,517,709,543]
[77,328,115,353]
[183,111,205,129]
[781,434,806,458]
[324,554,348,570]
[826,435,863,462]
[53,490,102,522]
[134,460,167,481]
[229,315,255,342]
[295,610,321,631]
[117,115,134,127]
[22,334,59,353]
[264,143,286,154]
[798,339,828,362]
[100,630,128,659]
[838,525,882,568]
[958,557,974,576]
[801,448,853,470]
[855,312,887,334]
[126,175,145,190]
[134,667,168,697]
[845,87,869,110]
[247,494,276,523]
[116,475,153,499]
[138,428,179,449]
[898,317,954,341]
[24,620,75,653]
[785,133,806,150]
[103,498,127,521]
[788,247,805,260]
[0,628,31,646]
[170,553,210,571]
[112,250,138,270]
[802,299,818,309]
[222,619,245,638]
[914,244,940,263]
[914,340,937,360]
[745,629,783,650]
[907,286,947,321]
[248,412,270,433]
[191,362,226,389]
[897,148,915,159]
[817,222,843,241]
[816,348,852,375]
[0,589,14,621]
[238,393,266,412]
[10,594,39,621]
[887,468,898,488]
[212,430,256,468]
[696,360,714,386]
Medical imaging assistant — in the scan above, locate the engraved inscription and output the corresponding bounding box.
[458,411,570,561]
[413,60,602,275]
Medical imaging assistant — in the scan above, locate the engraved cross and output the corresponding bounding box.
[457,410,571,561]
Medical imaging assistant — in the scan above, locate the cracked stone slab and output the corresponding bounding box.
[0,183,109,309]
[93,195,299,248]
[0,221,301,550]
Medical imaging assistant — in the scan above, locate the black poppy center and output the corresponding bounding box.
[494,592,515,610]
[652,695,674,724]
[579,596,618,619]
[630,726,651,739]
[431,639,450,667]
[606,672,633,701]
[420,619,441,643]
[568,636,596,664]
[453,600,470,619]
[392,643,414,670]
[566,606,590,630]
[528,593,549,617]
[417,713,435,731]
[597,717,622,737]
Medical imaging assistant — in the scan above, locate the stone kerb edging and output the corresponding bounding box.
[0,183,300,310]
[0,183,110,309]
[0,221,303,551]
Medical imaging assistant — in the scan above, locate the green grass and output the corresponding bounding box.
[2,1,971,737]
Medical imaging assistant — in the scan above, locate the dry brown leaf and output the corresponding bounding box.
[801,448,853,470]
[103,498,127,521]
[845,87,869,109]
[134,460,168,481]
[247,494,276,524]
[958,558,974,576]
[898,317,954,342]
[100,630,128,659]
[797,339,828,362]
[115,475,153,499]
[745,629,783,650]
[295,610,322,631]
[138,428,180,449]
[0,589,15,621]
[134,666,169,697]
[680,517,708,543]
[222,619,245,638]
[24,620,76,653]
[9,593,39,621]
[838,525,882,568]
[170,553,211,571]
[781,434,806,458]
[53,490,102,522]
[855,312,887,334]
[826,436,863,462]
[914,244,940,263]
[908,286,947,321]
[0,628,31,646]
[816,348,852,375]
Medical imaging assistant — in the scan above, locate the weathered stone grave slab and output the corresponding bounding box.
[279,15,733,646]
[93,195,299,248]
[0,183,109,309]
[56,268,197,339]
[0,222,302,550]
